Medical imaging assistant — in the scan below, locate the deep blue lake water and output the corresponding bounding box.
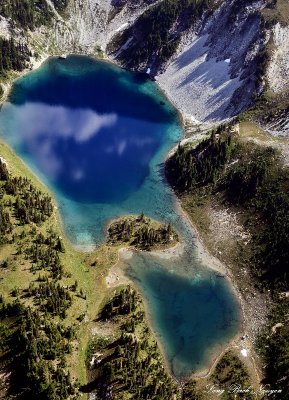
[0,55,240,378]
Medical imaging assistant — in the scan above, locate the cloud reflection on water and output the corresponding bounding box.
[8,102,117,179]
[16,102,118,141]
[3,101,161,202]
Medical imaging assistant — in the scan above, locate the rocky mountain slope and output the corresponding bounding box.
[0,0,288,130]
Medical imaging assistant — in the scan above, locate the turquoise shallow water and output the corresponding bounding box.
[0,55,240,378]
[123,252,240,377]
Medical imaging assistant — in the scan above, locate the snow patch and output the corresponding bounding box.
[157,34,242,122]
[114,37,133,58]
[241,349,248,357]
[115,22,129,33]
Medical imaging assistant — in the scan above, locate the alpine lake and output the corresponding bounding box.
[0,55,240,378]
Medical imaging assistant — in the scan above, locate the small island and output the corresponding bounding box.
[107,213,178,251]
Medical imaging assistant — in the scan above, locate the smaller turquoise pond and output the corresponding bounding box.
[122,249,240,377]
[0,55,241,378]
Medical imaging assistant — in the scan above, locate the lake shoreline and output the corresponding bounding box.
[0,53,50,105]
